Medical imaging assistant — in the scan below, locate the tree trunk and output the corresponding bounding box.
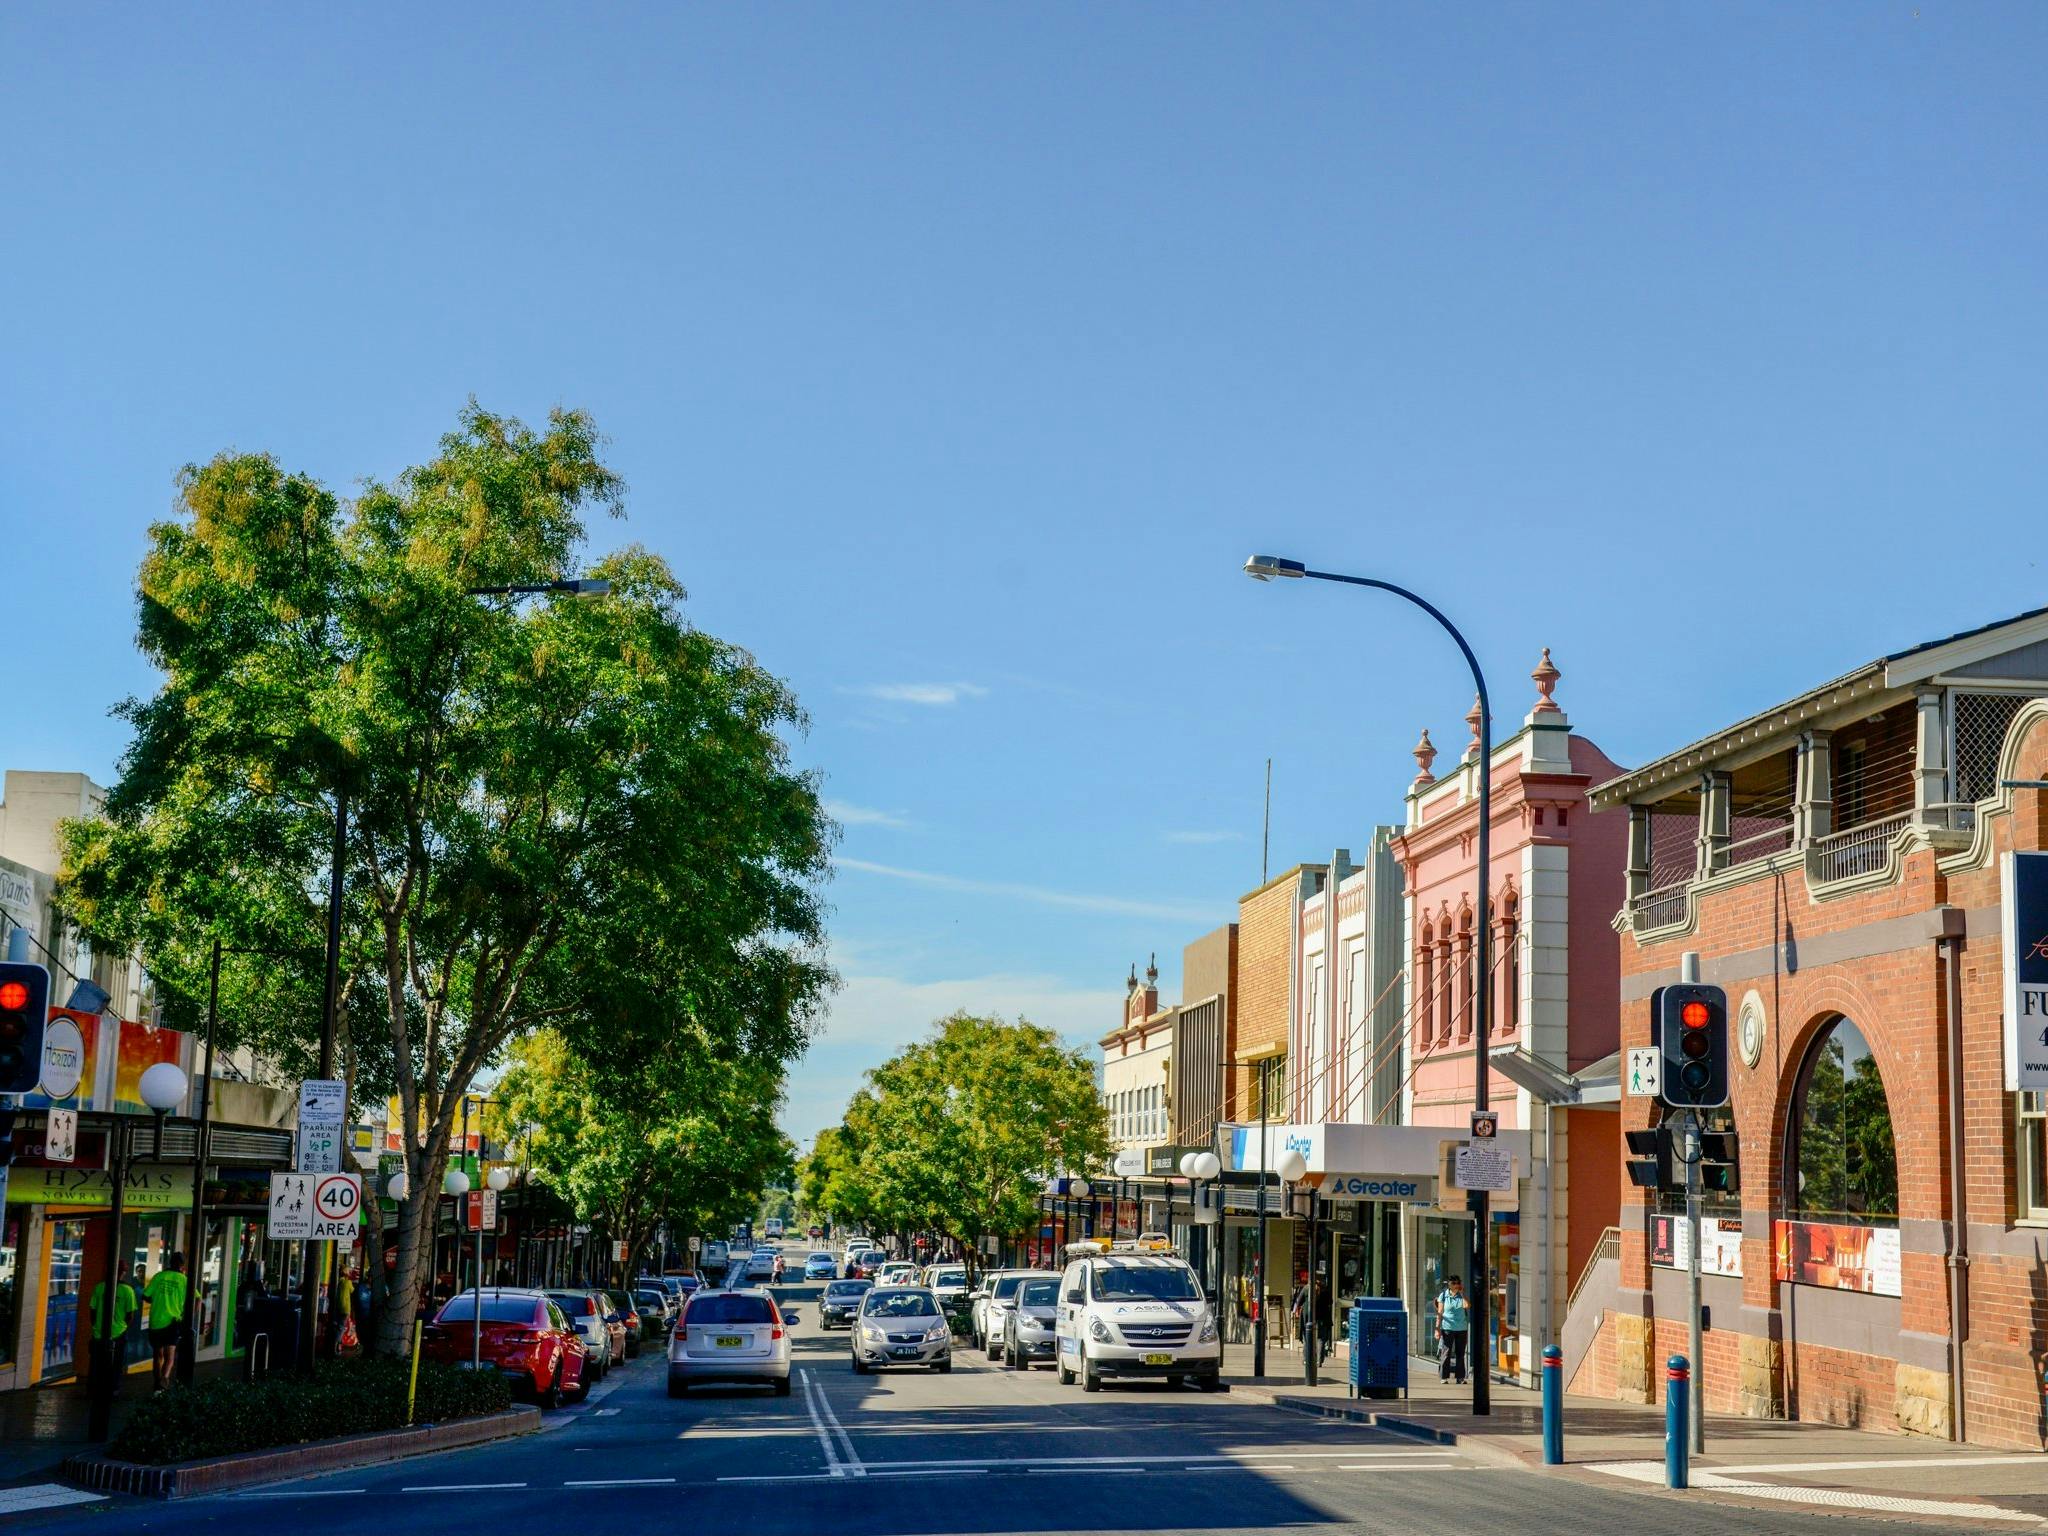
[371,1140,450,1357]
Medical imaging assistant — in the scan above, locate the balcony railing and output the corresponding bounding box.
[1807,813,1912,884]
[1631,880,1689,932]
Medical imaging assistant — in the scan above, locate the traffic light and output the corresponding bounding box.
[1698,1129,1740,1195]
[1656,983,1729,1109]
[1624,1127,1671,1191]
[0,962,50,1096]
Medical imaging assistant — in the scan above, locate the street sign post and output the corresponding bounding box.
[45,1107,76,1163]
[1625,1048,1661,1099]
[269,1172,315,1239]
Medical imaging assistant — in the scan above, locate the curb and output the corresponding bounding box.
[59,1407,542,1499]
[1229,1382,1531,1470]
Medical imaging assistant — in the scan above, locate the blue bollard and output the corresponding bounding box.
[1665,1355,1690,1489]
[1541,1344,1563,1464]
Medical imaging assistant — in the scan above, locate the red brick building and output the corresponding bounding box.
[1582,609,2048,1450]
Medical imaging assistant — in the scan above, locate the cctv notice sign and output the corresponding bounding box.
[2003,852,2048,1091]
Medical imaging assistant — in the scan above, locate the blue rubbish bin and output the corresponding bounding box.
[1348,1297,1406,1399]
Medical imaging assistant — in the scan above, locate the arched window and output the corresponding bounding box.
[1415,922,1435,1051]
[1455,904,1475,1042]
[1789,1015,1898,1222]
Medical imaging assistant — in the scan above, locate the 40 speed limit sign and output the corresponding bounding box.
[272,1172,364,1239]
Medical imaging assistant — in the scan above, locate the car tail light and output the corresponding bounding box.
[674,1325,687,1343]
[771,1324,784,1340]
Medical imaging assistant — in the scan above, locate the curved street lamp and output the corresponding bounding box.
[1245,554,1495,1415]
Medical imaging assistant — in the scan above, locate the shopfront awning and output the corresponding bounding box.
[1220,1122,1533,1180]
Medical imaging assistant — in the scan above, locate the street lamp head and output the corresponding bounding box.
[1178,1152,1198,1178]
[1191,1151,1221,1181]
[386,1171,410,1202]
[138,1062,189,1113]
[1276,1148,1308,1183]
[567,577,612,598]
[1071,1178,1091,1197]
[486,1166,511,1193]
[1243,555,1307,582]
[443,1168,471,1197]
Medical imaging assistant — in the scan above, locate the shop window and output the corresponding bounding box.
[2021,1093,2048,1223]
[1414,925,1435,1051]
[1789,1015,1898,1222]
[0,1208,22,1368]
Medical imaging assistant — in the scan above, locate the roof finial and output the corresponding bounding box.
[1531,647,1561,713]
[1126,963,1138,994]
[1464,694,1484,756]
[1412,728,1438,785]
[1145,953,1158,987]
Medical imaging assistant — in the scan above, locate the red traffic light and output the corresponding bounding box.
[0,981,27,1011]
[1681,1000,1710,1028]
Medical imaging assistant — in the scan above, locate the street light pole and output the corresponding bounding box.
[178,939,223,1386]
[1245,555,1494,1415]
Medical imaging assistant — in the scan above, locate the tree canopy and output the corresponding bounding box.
[60,403,832,1352]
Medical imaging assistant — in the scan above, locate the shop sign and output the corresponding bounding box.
[1648,1212,1743,1277]
[2003,852,2048,1090]
[1773,1218,1901,1296]
[0,867,36,921]
[1112,1149,1146,1177]
[1321,1174,1433,1203]
[3,1163,192,1208]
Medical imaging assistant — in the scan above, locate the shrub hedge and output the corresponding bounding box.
[109,1357,513,1466]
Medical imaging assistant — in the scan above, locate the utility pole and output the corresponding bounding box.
[302,786,347,1371]
[1253,1059,1269,1378]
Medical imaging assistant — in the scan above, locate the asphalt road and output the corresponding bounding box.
[16,1243,1969,1535]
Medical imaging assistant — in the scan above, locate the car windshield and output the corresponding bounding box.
[825,1281,871,1298]
[1020,1279,1060,1308]
[930,1268,966,1287]
[545,1293,597,1315]
[810,1253,833,1262]
[685,1293,775,1324]
[437,1294,541,1324]
[634,1291,665,1305]
[991,1275,1027,1301]
[1091,1264,1201,1302]
[863,1290,938,1318]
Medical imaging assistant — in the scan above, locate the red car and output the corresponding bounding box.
[422,1288,591,1407]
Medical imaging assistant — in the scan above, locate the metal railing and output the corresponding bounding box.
[1808,812,1912,884]
[1631,881,1689,932]
[1566,1225,1620,1316]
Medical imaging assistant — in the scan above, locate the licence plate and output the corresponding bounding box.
[1142,1353,1173,1366]
[716,1335,745,1348]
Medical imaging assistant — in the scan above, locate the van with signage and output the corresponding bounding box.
[1052,1250,1220,1393]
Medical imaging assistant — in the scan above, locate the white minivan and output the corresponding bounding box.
[1053,1249,1221,1392]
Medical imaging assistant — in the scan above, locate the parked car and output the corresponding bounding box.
[804,1252,838,1280]
[1052,1251,1220,1392]
[850,1286,951,1374]
[602,1288,645,1356]
[545,1289,619,1379]
[632,1286,672,1335]
[924,1264,970,1329]
[669,1287,797,1396]
[818,1278,872,1329]
[673,1271,705,1296]
[876,1261,920,1287]
[421,1288,590,1407]
[979,1270,1053,1357]
[1002,1276,1061,1369]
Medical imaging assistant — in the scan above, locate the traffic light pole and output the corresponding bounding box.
[1683,1108,1705,1454]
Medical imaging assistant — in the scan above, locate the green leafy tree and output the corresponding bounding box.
[818,1013,1107,1270]
[59,404,831,1353]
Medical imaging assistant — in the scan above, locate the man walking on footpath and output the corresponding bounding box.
[90,1259,139,1386]
[144,1253,189,1391]
[1434,1274,1470,1386]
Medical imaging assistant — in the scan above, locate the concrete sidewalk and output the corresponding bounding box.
[1227,1353,2048,1527]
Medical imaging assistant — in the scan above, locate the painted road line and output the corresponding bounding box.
[1718,1455,2048,1474]
[400,1483,528,1492]
[807,1370,864,1476]
[591,1407,621,1416]
[236,1490,367,1499]
[0,1485,108,1514]
[799,1371,845,1478]
[1581,1463,2042,1524]
[563,1478,678,1487]
[854,1449,1453,1472]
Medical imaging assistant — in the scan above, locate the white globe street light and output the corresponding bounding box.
[386,1171,410,1202]
[443,1168,471,1197]
[1276,1148,1308,1184]
[1178,1152,1198,1178]
[486,1166,511,1193]
[1191,1151,1221,1181]
[138,1062,189,1113]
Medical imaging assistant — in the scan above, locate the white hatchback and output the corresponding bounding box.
[669,1288,797,1397]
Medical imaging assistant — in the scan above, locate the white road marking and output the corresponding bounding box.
[237,1490,366,1498]
[1713,1455,2048,1474]
[857,1448,1454,1471]
[807,1369,864,1476]
[591,1407,621,1416]
[1582,1462,2043,1524]
[400,1483,528,1492]
[1331,1462,1467,1472]
[0,1486,108,1514]
[563,1478,678,1487]
[798,1370,846,1478]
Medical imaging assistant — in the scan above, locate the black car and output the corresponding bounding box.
[819,1278,872,1329]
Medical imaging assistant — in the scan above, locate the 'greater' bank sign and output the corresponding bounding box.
[2005,851,2048,1090]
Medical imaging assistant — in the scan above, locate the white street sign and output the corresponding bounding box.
[1112,1148,1147,1178]
[688,1235,701,1252]
[299,1078,347,1120]
[45,1108,77,1163]
[297,1120,344,1175]
[311,1173,362,1238]
[1454,1140,1514,1192]
[270,1173,316,1239]
[1626,1047,1662,1099]
[39,1017,85,1101]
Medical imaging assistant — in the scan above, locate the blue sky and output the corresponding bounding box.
[6,4,2047,1144]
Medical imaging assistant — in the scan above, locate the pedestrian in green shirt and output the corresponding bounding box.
[89,1261,138,1343]
[144,1252,189,1391]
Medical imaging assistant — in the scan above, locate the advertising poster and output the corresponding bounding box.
[1773,1219,1902,1296]
[1648,1212,1744,1277]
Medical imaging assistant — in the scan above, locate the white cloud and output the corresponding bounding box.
[1163,829,1245,845]
[843,681,989,707]
[823,799,912,830]
[782,955,1119,1137]
[835,857,1218,924]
